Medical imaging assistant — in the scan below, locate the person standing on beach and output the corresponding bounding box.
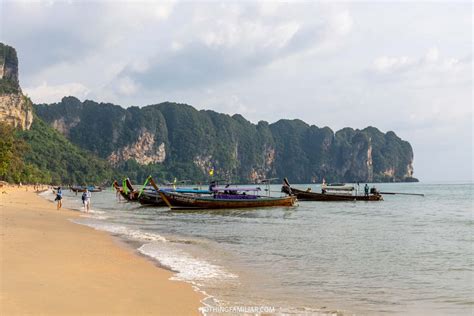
[364,184,370,197]
[81,190,86,207]
[83,189,92,212]
[55,187,63,210]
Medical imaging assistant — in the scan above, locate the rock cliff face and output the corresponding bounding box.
[0,43,33,130]
[108,130,166,166]
[0,94,33,130]
[36,97,418,183]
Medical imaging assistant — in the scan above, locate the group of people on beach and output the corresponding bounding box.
[54,187,92,212]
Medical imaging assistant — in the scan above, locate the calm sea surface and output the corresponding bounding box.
[44,182,473,315]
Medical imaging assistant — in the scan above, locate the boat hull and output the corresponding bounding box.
[159,191,297,209]
[138,191,166,206]
[70,186,102,193]
[120,190,139,202]
[282,186,383,201]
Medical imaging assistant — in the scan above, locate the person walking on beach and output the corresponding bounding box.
[83,189,92,212]
[55,187,63,210]
[81,190,86,206]
[364,183,370,197]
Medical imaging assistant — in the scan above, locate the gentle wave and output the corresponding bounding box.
[79,213,109,220]
[138,243,238,283]
[77,208,106,214]
[71,221,167,242]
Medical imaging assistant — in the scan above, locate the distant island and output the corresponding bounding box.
[1,42,418,184]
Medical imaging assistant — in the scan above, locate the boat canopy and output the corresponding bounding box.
[212,186,262,192]
[322,184,355,191]
[160,188,212,194]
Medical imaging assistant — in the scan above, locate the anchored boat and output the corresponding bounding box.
[138,176,210,207]
[159,186,297,210]
[70,185,102,193]
[137,190,167,206]
[112,178,140,201]
[282,178,383,201]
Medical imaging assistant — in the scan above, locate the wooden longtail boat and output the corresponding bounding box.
[70,185,102,193]
[139,176,205,207]
[138,190,167,206]
[112,179,140,201]
[282,178,383,201]
[159,190,297,210]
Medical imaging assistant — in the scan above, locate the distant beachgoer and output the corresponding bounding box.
[83,189,92,212]
[55,187,63,210]
[364,184,369,197]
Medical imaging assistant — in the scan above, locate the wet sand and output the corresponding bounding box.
[0,185,203,315]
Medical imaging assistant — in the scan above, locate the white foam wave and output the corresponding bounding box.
[79,214,109,220]
[138,243,238,283]
[73,221,167,242]
[78,209,106,214]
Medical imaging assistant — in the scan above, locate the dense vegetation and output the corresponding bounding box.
[36,97,418,184]
[15,116,114,184]
[0,117,113,185]
[0,122,48,183]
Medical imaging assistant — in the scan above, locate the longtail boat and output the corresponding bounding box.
[137,176,171,206]
[159,188,297,210]
[138,176,204,207]
[138,190,166,206]
[112,178,140,201]
[138,188,213,206]
[70,185,102,193]
[282,178,383,201]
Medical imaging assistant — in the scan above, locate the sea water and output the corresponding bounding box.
[48,182,473,315]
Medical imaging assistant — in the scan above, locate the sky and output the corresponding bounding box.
[1,0,472,182]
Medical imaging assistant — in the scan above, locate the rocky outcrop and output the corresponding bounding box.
[0,43,19,88]
[108,130,166,166]
[193,155,213,174]
[0,94,33,130]
[249,145,275,182]
[51,117,81,136]
[0,43,33,130]
[366,142,374,182]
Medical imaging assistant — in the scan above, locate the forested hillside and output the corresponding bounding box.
[36,97,417,183]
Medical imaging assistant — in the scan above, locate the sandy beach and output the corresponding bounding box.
[0,186,203,315]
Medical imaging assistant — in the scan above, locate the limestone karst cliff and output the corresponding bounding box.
[0,43,33,130]
[36,97,418,183]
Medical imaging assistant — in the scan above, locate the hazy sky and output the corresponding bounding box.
[1,1,472,182]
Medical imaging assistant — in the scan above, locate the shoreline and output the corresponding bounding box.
[0,185,204,315]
